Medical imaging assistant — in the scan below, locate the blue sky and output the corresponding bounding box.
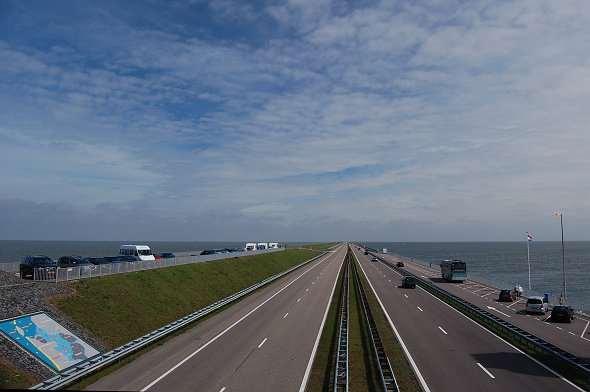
[1,0,590,241]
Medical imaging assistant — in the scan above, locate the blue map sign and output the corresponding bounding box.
[0,312,100,372]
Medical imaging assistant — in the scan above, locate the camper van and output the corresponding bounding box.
[257,242,268,250]
[245,243,257,251]
[119,245,155,261]
[268,242,279,249]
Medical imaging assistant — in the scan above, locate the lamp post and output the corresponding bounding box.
[525,232,533,291]
[554,211,566,304]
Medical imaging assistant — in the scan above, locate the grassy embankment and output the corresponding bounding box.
[0,361,35,389]
[300,242,339,251]
[54,248,321,348]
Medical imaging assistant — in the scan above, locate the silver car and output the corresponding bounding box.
[525,296,548,314]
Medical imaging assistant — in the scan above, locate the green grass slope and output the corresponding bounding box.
[53,249,319,348]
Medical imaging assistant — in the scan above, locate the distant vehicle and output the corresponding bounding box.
[401,276,416,289]
[85,257,110,265]
[200,250,216,255]
[268,242,279,249]
[159,252,175,259]
[364,250,369,255]
[382,248,388,254]
[550,305,574,323]
[371,257,378,262]
[20,256,56,279]
[245,243,257,251]
[257,242,268,250]
[57,255,89,268]
[396,261,405,268]
[440,260,467,282]
[119,245,155,261]
[525,296,548,314]
[498,289,515,302]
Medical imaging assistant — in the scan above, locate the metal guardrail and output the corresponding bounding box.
[333,255,349,392]
[367,251,590,389]
[5,249,283,283]
[351,254,398,392]
[31,250,328,390]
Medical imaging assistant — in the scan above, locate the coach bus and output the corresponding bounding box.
[440,259,467,282]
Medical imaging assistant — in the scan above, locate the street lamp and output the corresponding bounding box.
[553,211,566,304]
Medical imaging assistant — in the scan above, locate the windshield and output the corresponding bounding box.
[138,249,152,256]
[528,299,543,304]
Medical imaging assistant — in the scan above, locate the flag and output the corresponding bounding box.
[526,232,533,241]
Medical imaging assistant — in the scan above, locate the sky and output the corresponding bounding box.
[1,0,589,241]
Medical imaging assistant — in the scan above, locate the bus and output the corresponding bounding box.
[119,245,155,261]
[440,259,466,282]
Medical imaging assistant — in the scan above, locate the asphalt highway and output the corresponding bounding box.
[352,247,584,392]
[378,253,590,361]
[87,245,346,392]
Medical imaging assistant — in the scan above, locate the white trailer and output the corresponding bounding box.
[268,242,279,249]
[257,242,268,250]
[245,243,257,251]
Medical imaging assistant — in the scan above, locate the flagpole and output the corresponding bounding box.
[527,236,531,291]
[560,213,566,303]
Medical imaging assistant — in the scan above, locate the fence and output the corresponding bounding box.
[1,249,283,283]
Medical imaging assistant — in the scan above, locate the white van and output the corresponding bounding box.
[525,296,548,314]
[245,243,257,251]
[119,245,155,261]
[268,242,279,249]
[257,242,268,250]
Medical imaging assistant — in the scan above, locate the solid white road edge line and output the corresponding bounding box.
[353,250,432,392]
[376,256,585,392]
[413,285,585,392]
[140,248,336,392]
[297,248,346,392]
[476,363,495,379]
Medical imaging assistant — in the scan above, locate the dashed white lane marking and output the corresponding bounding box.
[283,312,289,319]
[438,326,448,335]
[421,275,427,278]
[140,252,330,392]
[258,337,268,348]
[581,320,590,338]
[481,292,494,298]
[404,294,408,299]
[306,288,309,292]
[417,306,423,312]
[568,331,576,336]
[297,297,302,302]
[219,387,226,392]
[476,363,496,379]
[388,279,391,283]
[556,326,562,330]
[473,288,488,293]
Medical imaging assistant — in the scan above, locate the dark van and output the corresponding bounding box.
[401,276,416,289]
[20,256,56,279]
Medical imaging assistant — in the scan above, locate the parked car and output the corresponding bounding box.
[401,276,416,289]
[108,255,139,263]
[364,251,369,255]
[550,305,574,323]
[85,257,110,265]
[396,261,405,268]
[159,252,175,259]
[498,289,515,302]
[57,255,88,268]
[525,296,548,314]
[371,257,378,262]
[20,256,56,279]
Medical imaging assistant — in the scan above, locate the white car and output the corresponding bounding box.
[525,296,548,314]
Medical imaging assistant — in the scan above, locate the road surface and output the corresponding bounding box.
[88,245,346,392]
[352,247,583,392]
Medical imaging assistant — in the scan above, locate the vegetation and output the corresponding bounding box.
[300,243,339,251]
[0,360,35,389]
[54,248,320,348]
